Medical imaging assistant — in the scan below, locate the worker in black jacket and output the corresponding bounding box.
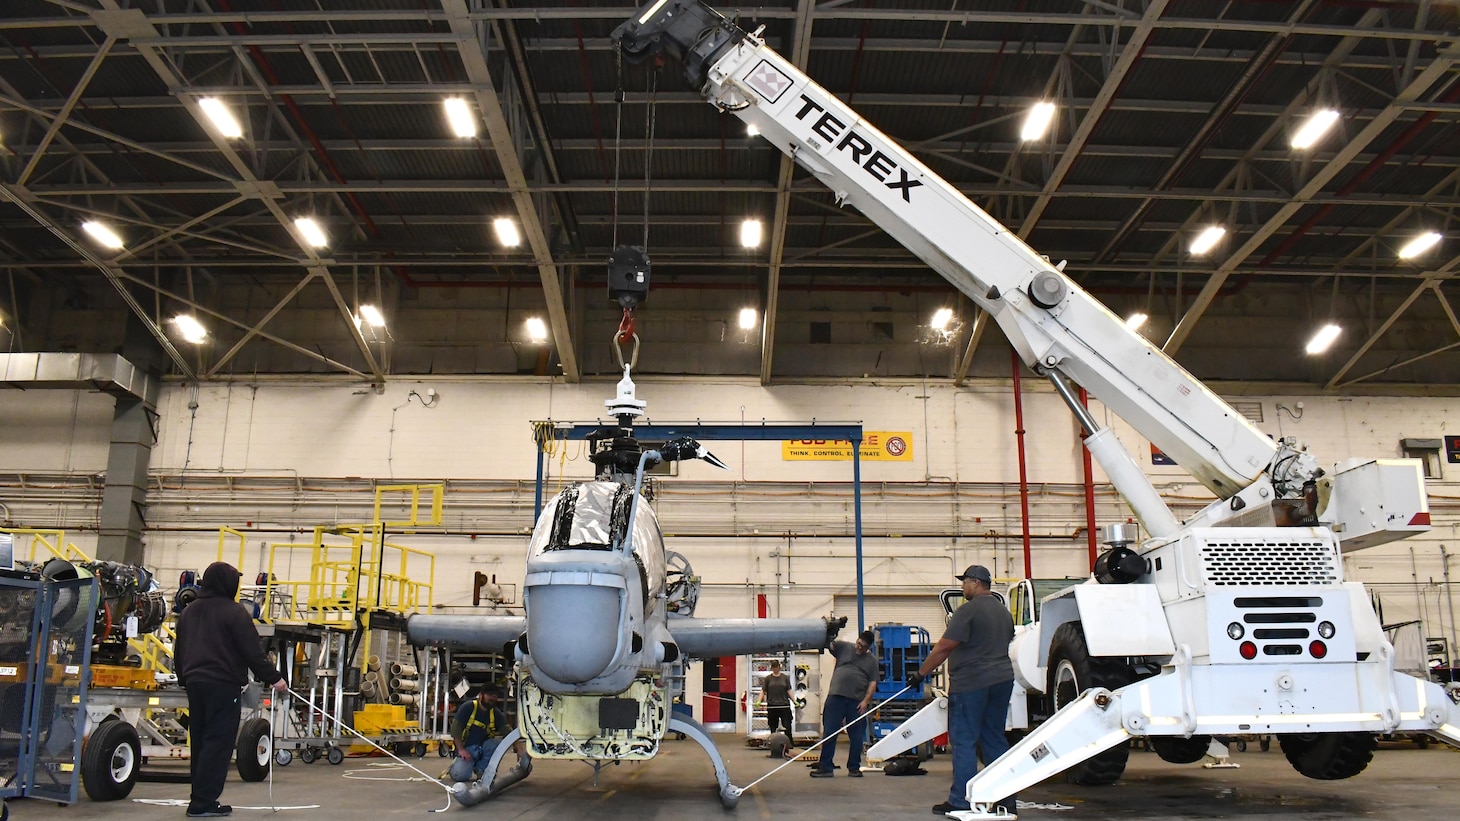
[175,562,286,818]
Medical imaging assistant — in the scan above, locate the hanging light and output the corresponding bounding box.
[294,217,328,248]
[358,304,386,328]
[1020,102,1056,141]
[525,316,548,342]
[172,315,208,344]
[443,98,477,138]
[738,307,758,330]
[1125,313,1149,331]
[81,220,125,249]
[637,0,672,24]
[1290,109,1340,149]
[1397,231,1441,260]
[746,124,760,137]
[1305,323,1342,355]
[1190,225,1226,256]
[494,217,521,247]
[198,97,244,139]
[930,307,954,330]
[740,219,763,248]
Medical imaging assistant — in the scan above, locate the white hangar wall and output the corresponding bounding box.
[2,378,1459,691]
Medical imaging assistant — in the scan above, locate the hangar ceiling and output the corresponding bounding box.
[0,1,1457,388]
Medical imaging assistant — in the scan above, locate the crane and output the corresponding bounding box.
[613,3,1457,817]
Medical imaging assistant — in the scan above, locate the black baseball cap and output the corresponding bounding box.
[956,565,992,583]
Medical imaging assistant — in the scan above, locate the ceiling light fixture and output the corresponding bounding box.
[738,307,758,330]
[358,304,386,328]
[740,218,763,248]
[525,316,548,343]
[1290,109,1340,149]
[746,124,760,137]
[443,97,477,139]
[1126,313,1148,331]
[81,220,125,249]
[1397,231,1441,260]
[1305,323,1342,355]
[293,217,328,248]
[1190,225,1226,256]
[1020,101,1056,141]
[198,97,244,139]
[930,307,954,330]
[638,0,672,24]
[494,217,521,247]
[172,314,208,344]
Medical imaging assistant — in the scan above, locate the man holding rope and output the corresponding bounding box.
[810,630,880,778]
[907,565,1017,817]
[175,562,287,818]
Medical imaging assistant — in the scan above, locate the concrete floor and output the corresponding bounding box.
[11,737,1456,820]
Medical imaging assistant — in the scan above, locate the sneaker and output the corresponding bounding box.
[809,769,835,778]
[931,802,969,815]
[187,804,232,817]
[847,768,863,777]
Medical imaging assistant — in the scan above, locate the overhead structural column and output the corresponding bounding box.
[760,0,817,385]
[443,0,580,382]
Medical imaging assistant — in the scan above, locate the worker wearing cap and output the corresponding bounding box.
[907,565,1016,816]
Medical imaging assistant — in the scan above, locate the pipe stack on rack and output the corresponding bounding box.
[389,662,420,707]
[362,655,384,702]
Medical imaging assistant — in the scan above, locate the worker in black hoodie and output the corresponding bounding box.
[174,561,287,818]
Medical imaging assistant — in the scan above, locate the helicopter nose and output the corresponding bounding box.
[526,583,624,684]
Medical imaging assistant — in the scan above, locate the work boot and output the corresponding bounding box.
[186,803,232,817]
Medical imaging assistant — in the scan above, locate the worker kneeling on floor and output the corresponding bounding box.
[449,685,514,783]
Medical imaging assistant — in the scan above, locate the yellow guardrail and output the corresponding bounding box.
[0,527,92,563]
[127,620,176,673]
[373,483,444,529]
[248,484,439,631]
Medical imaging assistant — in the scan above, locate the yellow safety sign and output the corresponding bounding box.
[781,432,913,461]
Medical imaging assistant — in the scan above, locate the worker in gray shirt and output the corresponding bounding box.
[908,565,1016,816]
[760,659,794,737]
[811,629,880,778]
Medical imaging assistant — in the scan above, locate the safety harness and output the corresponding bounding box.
[462,700,499,740]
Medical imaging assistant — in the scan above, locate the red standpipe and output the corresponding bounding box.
[1011,350,1033,579]
[1078,387,1099,570]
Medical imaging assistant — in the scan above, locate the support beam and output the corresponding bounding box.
[1164,42,1459,355]
[442,0,578,382]
[0,181,196,378]
[1018,0,1169,236]
[953,309,989,386]
[94,1,385,383]
[113,271,370,379]
[761,0,816,385]
[16,36,115,186]
[207,272,320,376]
[1326,258,1460,389]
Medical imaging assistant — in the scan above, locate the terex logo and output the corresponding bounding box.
[793,94,924,203]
